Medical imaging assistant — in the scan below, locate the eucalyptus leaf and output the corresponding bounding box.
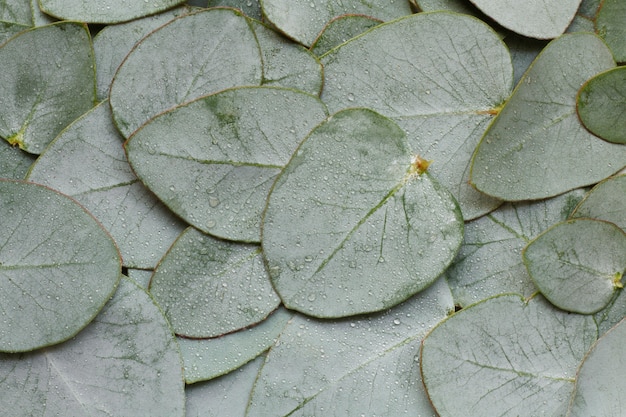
[577,0,601,18]
[321,12,513,219]
[126,268,152,289]
[567,318,626,417]
[0,0,31,44]
[595,0,626,62]
[571,174,626,231]
[39,0,186,23]
[246,278,453,416]
[0,180,121,352]
[523,218,626,314]
[178,307,292,383]
[262,108,463,318]
[421,294,598,417]
[27,101,186,269]
[0,139,34,179]
[207,0,262,20]
[470,33,625,201]
[309,14,383,57]
[468,0,582,39]
[126,86,327,242]
[93,6,193,101]
[260,0,412,46]
[413,0,478,14]
[0,276,185,417]
[150,227,280,338]
[109,8,263,138]
[0,22,96,154]
[577,67,626,144]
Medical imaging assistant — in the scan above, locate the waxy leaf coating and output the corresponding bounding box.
[595,0,626,62]
[39,0,186,24]
[571,174,626,231]
[262,108,463,318]
[0,180,121,352]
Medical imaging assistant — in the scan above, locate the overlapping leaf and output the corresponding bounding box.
[39,0,186,23]
[309,14,382,56]
[262,108,463,318]
[595,0,626,62]
[571,174,626,230]
[0,0,32,44]
[0,180,121,352]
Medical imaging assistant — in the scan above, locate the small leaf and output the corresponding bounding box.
[39,0,186,24]
[310,14,383,57]
[577,67,626,144]
[0,277,185,416]
[0,22,96,154]
[468,0,582,39]
[178,307,292,383]
[567,318,626,417]
[126,86,327,242]
[523,218,626,314]
[595,0,626,62]
[571,174,626,231]
[470,32,624,201]
[109,8,263,138]
[0,180,121,352]
[260,0,411,46]
[421,294,598,417]
[149,227,280,338]
[262,108,463,318]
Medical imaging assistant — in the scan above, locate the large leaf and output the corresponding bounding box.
[260,0,412,46]
[0,276,185,417]
[446,189,586,307]
[246,278,453,416]
[39,0,186,24]
[595,0,626,62]
[321,12,513,219]
[421,294,598,417]
[27,101,186,269]
[523,218,626,314]
[567,318,626,417]
[109,8,263,138]
[0,180,121,352]
[570,174,626,231]
[0,22,96,154]
[126,86,327,242]
[149,227,280,338]
[468,0,582,39]
[262,108,463,318]
[577,67,626,144]
[470,33,625,201]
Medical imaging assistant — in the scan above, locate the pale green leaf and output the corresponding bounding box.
[309,14,383,57]
[39,0,186,24]
[0,0,31,44]
[413,0,477,14]
[0,180,121,352]
[470,33,624,201]
[571,174,626,231]
[208,0,262,20]
[596,0,626,62]
[421,294,598,417]
[0,139,34,179]
[262,108,463,318]
[0,277,185,417]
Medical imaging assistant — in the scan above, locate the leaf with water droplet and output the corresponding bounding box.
[150,227,280,338]
[595,0,626,62]
[0,180,121,352]
[471,32,624,201]
[0,139,35,179]
[576,66,626,144]
[0,22,96,154]
[262,108,463,318]
[570,174,626,231]
[126,86,327,242]
[109,8,263,138]
[27,101,186,269]
[0,277,185,416]
[39,0,186,23]
[0,0,32,44]
[309,14,383,56]
[523,218,626,314]
[321,12,513,219]
[421,294,598,417]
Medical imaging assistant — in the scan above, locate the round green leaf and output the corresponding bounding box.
[109,8,263,138]
[523,219,626,314]
[468,0,582,39]
[321,12,513,219]
[39,0,186,24]
[0,22,96,154]
[577,67,626,144]
[421,294,598,417]
[571,174,626,231]
[470,33,624,201]
[126,86,327,242]
[309,14,383,57]
[260,0,411,46]
[596,0,626,62]
[27,101,186,269]
[150,227,280,338]
[0,276,185,417]
[567,318,626,417]
[0,0,32,44]
[178,307,292,383]
[0,180,121,352]
[262,108,463,318]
